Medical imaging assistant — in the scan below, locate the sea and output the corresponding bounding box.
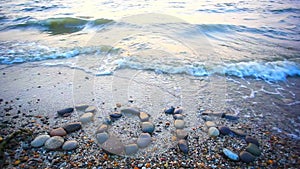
[0,0,299,141]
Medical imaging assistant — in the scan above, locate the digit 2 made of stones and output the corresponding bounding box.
[31,104,262,163]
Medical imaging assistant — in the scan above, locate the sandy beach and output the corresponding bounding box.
[0,61,299,168]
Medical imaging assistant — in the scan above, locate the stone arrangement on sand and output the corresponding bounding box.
[30,104,262,163]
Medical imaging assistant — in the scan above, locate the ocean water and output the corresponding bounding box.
[0,0,300,142]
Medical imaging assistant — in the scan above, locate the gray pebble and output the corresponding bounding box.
[173,114,184,120]
[31,134,50,147]
[246,143,261,156]
[79,112,94,123]
[174,120,185,129]
[245,136,260,147]
[75,104,89,111]
[96,124,108,133]
[101,135,124,155]
[57,108,74,117]
[239,151,256,163]
[141,122,155,134]
[96,132,109,144]
[85,106,97,113]
[121,108,140,115]
[62,140,78,150]
[208,127,219,137]
[44,136,64,150]
[125,144,139,155]
[219,126,231,135]
[205,121,216,128]
[178,139,188,154]
[137,133,152,148]
[176,129,188,139]
[139,112,150,122]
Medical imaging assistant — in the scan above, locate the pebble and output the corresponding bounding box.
[219,126,231,135]
[231,129,246,137]
[208,127,219,137]
[63,122,82,133]
[176,129,188,139]
[75,104,89,111]
[245,136,260,147]
[50,127,67,136]
[103,116,112,125]
[223,148,239,161]
[173,114,184,120]
[121,108,140,115]
[85,106,97,113]
[174,107,183,114]
[62,140,78,150]
[141,122,155,134]
[101,135,124,155]
[96,132,109,144]
[31,134,50,147]
[223,114,239,120]
[109,112,122,119]
[202,115,213,121]
[124,144,139,155]
[137,133,152,148]
[79,112,94,123]
[178,139,188,154]
[239,151,256,163]
[164,106,175,114]
[44,136,64,150]
[246,143,261,156]
[205,121,216,128]
[96,124,108,133]
[57,107,74,117]
[174,120,185,129]
[139,112,150,122]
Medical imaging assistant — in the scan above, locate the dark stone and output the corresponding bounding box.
[239,151,256,163]
[219,126,231,135]
[164,106,175,114]
[245,136,260,147]
[173,114,184,120]
[231,129,246,137]
[246,143,261,156]
[178,139,188,154]
[223,114,239,120]
[57,108,74,116]
[109,112,122,119]
[63,122,82,133]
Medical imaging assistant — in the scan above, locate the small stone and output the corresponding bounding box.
[75,104,89,111]
[85,106,97,113]
[208,127,219,137]
[178,139,188,154]
[139,112,150,122]
[102,135,124,155]
[96,124,108,133]
[174,120,185,129]
[219,126,231,135]
[121,108,140,115]
[116,103,122,108]
[50,127,67,136]
[174,107,183,114]
[223,148,239,161]
[125,144,139,155]
[141,122,155,134]
[31,134,50,147]
[231,129,246,137]
[57,107,74,116]
[202,115,213,121]
[96,132,109,144]
[109,112,122,119]
[176,129,188,139]
[173,114,184,120]
[62,140,78,150]
[137,133,152,148]
[164,106,175,114]
[223,114,239,120]
[245,136,260,147]
[246,143,261,156]
[205,121,216,128]
[63,122,82,133]
[239,151,256,163]
[79,112,94,123]
[103,116,112,125]
[44,136,64,150]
